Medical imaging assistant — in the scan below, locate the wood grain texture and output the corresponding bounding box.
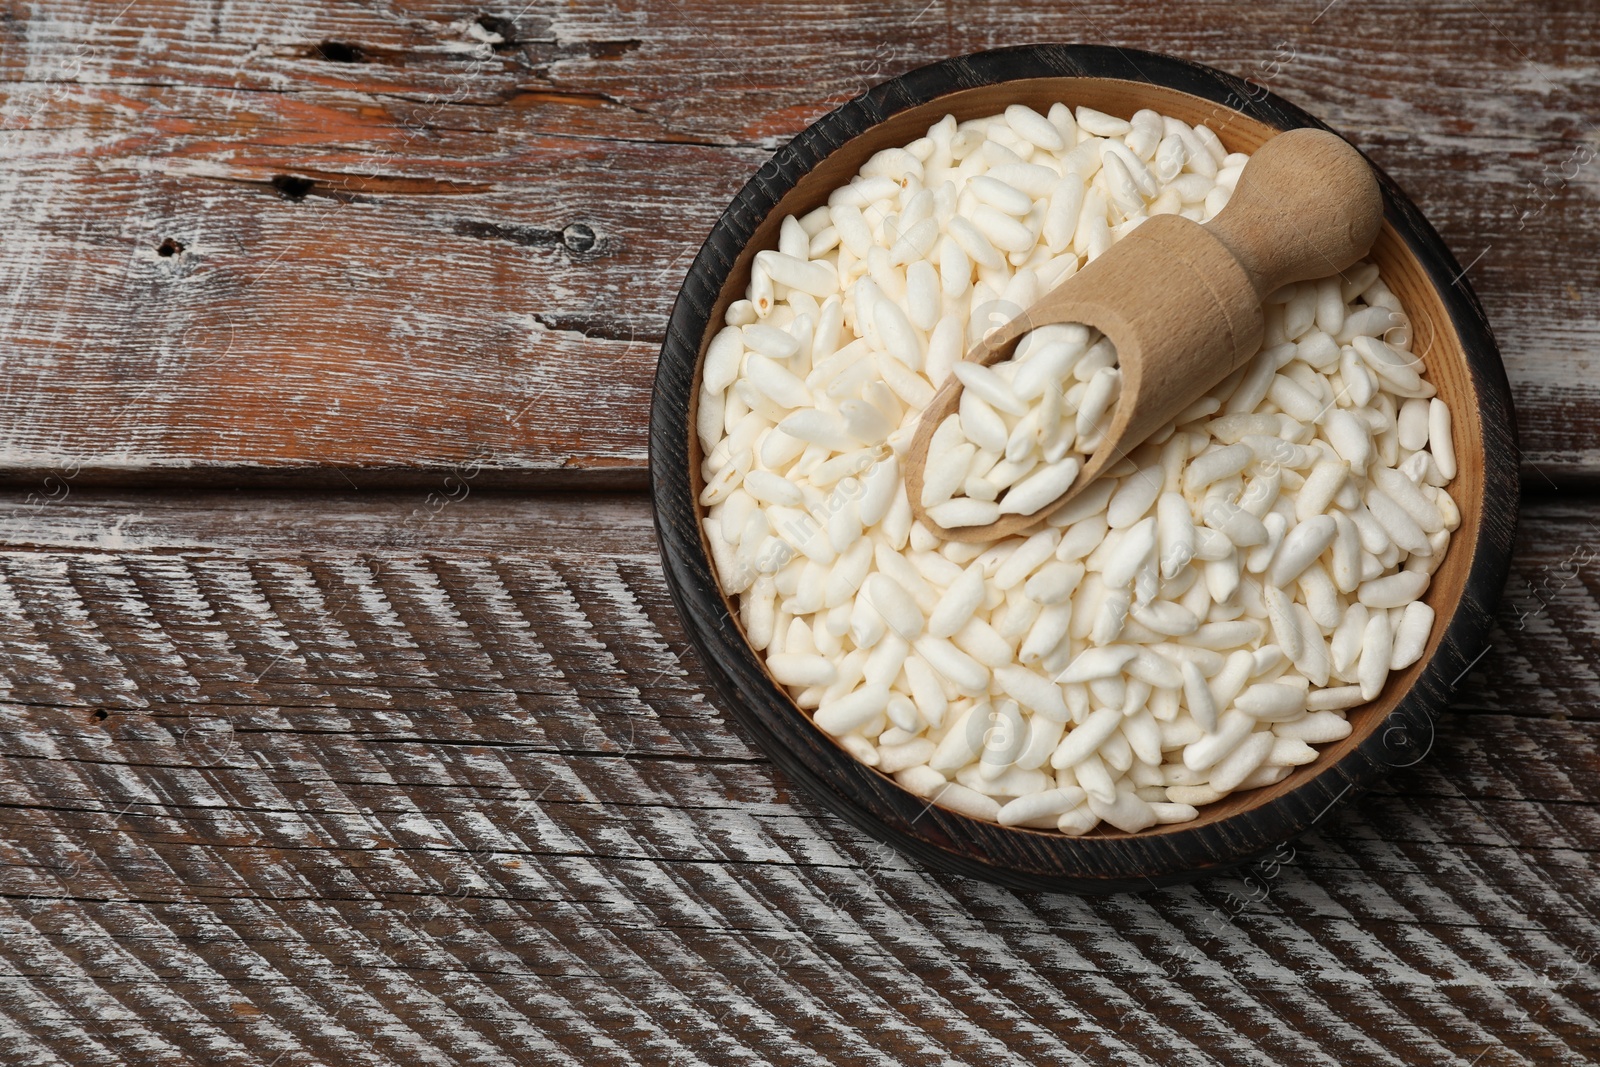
[0,490,1593,1065]
[1,2,1595,1061]
[0,0,1594,487]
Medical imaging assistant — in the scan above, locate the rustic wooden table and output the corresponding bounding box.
[1,1,1596,1063]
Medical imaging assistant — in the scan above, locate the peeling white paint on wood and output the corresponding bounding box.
[0,1,1595,486]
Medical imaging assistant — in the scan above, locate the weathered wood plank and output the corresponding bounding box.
[0,0,1596,486]
[0,488,1590,721]
[0,490,1593,1064]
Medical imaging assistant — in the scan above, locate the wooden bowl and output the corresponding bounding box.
[650,45,1518,893]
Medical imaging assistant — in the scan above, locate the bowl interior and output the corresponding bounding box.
[685,77,1484,840]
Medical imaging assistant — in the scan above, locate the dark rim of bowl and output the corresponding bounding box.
[649,44,1519,893]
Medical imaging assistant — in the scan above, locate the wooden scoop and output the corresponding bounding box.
[905,127,1384,542]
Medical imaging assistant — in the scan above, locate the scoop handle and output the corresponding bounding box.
[1205,128,1384,299]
